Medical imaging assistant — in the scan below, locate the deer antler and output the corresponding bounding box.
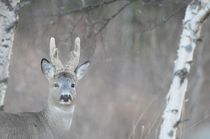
[66,37,80,72]
[50,37,64,69]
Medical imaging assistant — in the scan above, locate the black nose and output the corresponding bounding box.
[60,94,72,102]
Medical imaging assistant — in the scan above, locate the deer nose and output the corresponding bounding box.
[60,94,72,102]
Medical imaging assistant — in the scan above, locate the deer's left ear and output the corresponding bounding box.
[75,61,90,80]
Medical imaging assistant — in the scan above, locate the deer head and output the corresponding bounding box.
[41,37,90,109]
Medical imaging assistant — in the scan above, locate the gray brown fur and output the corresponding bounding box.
[0,111,54,139]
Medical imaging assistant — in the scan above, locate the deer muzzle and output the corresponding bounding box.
[60,94,73,104]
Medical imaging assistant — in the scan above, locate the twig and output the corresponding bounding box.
[141,5,186,34]
[32,0,120,18]
[185,114,210,132]
[63,0,119,15]
[144,111,162,139]
[96,1,186,35]
[70,15,84,36]
[96,0,138,34]
[128,93,163,139]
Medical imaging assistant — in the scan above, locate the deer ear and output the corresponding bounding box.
[41,58,55,79]
[75,61,90,80]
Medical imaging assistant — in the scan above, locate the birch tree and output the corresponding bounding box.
[0,0,21,110]
[159,0,210,139]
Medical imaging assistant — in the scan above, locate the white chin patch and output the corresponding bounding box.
[60,100,71,105]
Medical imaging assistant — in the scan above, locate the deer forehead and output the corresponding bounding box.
[54,72,77,84]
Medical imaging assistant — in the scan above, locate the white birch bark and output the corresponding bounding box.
[159,0,210,139]
[0,0,20,110]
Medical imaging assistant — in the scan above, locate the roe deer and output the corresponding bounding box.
[0,37,90,139]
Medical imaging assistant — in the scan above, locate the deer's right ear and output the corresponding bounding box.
[41,58,55,79]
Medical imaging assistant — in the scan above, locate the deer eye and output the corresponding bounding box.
[54,83,59,88]
[71,83,75,88]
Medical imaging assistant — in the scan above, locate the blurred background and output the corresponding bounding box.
[4,0,210,138]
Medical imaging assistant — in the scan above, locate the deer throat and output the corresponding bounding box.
[43,104,75,135]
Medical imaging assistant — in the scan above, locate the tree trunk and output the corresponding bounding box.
[159,0,210,139]
[0,0,20,111]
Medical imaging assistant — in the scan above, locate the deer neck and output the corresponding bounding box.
[42,99,75,135]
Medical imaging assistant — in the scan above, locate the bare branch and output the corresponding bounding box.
[141,5,186,34]
[185,114,210,132]
[95,1,186,35]
[32,0,120,18]
[128,93,163,139]
[96,0,138,34]
[63,0,119,14]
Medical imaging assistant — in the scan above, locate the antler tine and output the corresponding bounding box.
[50,37,63,69]
[73,37,80,66]
[66,37,81,71]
